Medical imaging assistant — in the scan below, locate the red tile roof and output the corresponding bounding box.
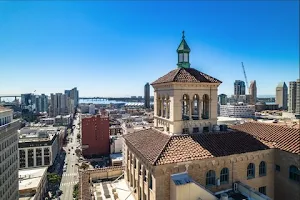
[123,128,171,164]
[231,122,300,154]
[151,68,222,85]
[124,125,276,166]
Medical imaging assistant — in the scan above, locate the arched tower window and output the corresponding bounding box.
[166,96,170,119]
[157,97,161,116]
[202,94,209,119]
[182,94,189,120]
[192,94,199,120]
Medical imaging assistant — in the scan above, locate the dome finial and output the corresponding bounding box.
[182,30,185,39]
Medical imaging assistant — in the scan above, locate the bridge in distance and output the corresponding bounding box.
[0,94,152,102]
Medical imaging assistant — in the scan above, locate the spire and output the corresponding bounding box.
[177,31,190,68]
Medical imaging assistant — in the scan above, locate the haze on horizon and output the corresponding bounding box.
[0,1,299,97]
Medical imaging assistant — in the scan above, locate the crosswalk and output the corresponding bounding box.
[60,181,78,186]
[63,173,77,177]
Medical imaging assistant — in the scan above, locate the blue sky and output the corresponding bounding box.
[0,1,299,97]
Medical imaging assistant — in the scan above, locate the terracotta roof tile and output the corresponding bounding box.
[151,68,222,85]
[231,122,300,154]
[124,126,273,166]
[123,128,171,165]
[156,131,269,165]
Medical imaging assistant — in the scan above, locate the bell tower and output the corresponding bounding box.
[151,32,222,135]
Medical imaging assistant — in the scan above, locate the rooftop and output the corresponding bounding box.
[124,122,299,166]
[0,106,12,113]
[151,67,221,85]
[19,167,47,191]
[231,122,300,154]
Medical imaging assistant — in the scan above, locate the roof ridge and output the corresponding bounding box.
[171,68,182,81]
[249,121,299,130]
[153,135,173,165]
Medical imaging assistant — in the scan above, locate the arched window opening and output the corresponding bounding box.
[289,165,300,183]
[182,94,189,120]
[247,163,255,179]
[192,94,199,120]
[166,97,170,119]
[220,168,229,184]
[202,94,209,119]
[206,170,216,186]
[259,161,266,176]
[157,97,161,116]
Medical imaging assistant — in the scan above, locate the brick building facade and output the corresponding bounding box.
[81,115,109,157]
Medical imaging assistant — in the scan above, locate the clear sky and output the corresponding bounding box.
[0,1,299,97]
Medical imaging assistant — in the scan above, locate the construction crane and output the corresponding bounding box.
[241,62,249,93]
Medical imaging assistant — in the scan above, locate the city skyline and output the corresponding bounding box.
[0,1,299,97]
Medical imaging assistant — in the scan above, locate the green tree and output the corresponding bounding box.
[47,173,61,184]
[73,183,79,199]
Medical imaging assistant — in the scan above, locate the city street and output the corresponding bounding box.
[59,115,81,200]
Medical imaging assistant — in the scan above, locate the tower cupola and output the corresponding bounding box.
[177,31,191,68]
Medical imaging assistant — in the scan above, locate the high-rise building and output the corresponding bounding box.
[288,79,300,115]
[288,81,297,113]
[297,79,300,116]
[249,80,257,105]
[218,94,227,105]
[276,82,288,110]
[70,87,79,107]
[81,115,110,157]
[49,93,64,117]
[0,107,20,200]
[21,93,36,111]
[144,82,150,108]
[34,94,48,113]
[234,80,246,96]
[60,94,68,115]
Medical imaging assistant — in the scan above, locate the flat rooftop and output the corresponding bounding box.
[0,106,12,112]
[93,179,135,200]
[19,167,48,191]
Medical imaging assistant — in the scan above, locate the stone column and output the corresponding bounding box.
[189,100,192,119]
[33,148,36,167]
[25,149,28,168]
[42,147,45,166]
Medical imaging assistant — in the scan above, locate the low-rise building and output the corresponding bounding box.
[19,167,48,200]
[54,115,71,126]
[18,128,59,169]
[220,103,255,118]
[109,125,122,135]
[110,136,123,154]
[40,117,55,125]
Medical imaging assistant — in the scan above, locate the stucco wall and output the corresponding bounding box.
[153,149,275,200]
[274,150,300,200]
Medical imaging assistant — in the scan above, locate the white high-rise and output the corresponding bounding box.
[0,107,20,200]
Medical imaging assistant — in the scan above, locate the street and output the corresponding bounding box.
[59,115,81,200]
